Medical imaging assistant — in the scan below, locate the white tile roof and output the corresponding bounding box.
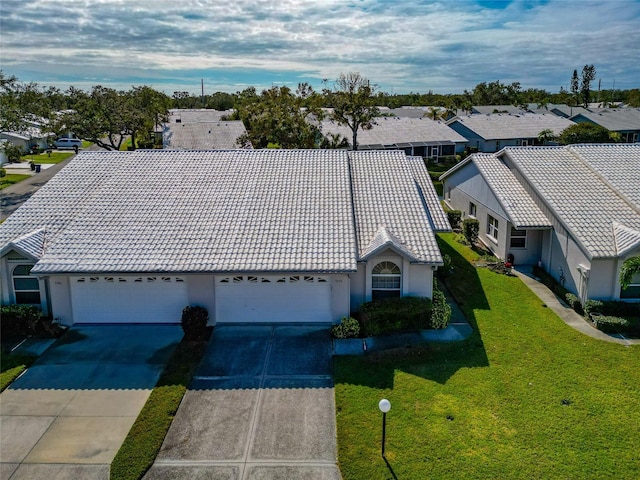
[406,156,451,232]
[570,109,640,131]
[350,150,443,263]
[447,113,574,140]
[0,149,444,275]
[472,105,527,115]
[612,222,640,257]
[163,121,249,150]
[0,228,47,259]
[168,109,233,123]
[503,145,640,258]
[320,117,467,148]
[470,154,552,229]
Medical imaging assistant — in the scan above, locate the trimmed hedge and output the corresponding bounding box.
[331,317,361,339]
[591,315,631,333]
[565,293,583,315]
[360,297,432,337]
[181,306,209,340]
[430,289,451,329]
[462,218,479,245]
[0,305,65,338]
[447,210,462,230]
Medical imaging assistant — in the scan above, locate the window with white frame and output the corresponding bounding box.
[372,261,401,300]
[621,271,640,299]
[510,227,526,248]
[487,215,499,240]
[12,264,41,304]
[469,202,477,217]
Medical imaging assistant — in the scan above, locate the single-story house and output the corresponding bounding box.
[440,144,640,302]
[162,121,250,149]
[0,122,53,152]
[446,113,575,152]
[526,103,593,119]
[471,105,528,115]
[168,109,234,123]
[320,117,468,158]
[0,149,449,325]
[570,108,640,143]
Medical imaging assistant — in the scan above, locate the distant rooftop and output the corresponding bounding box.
[446,113,574,140]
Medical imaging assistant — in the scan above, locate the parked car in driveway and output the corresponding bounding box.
[54,137,82,150]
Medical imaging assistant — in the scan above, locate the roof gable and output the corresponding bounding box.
[361,226,419,261]
[613,222,640,257]
[0,228,47,260]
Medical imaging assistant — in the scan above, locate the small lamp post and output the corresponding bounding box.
[378,398,391,456]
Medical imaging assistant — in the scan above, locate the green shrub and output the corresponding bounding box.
[565,293,583,314]
[331,317,361,339]
[598,300,640,318]
[0,168,5,178]
[0,305,63,337]
[462,218,479,244]
[592,315,631,333]
[359,297,432,337]
[447,210,462,230]
[454,233,470,246]
[430,288,451,329]
[180,306,209,340]
[584,299,604,317]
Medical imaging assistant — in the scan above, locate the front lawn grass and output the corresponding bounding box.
[110,332,210,480]
[1,350,36,392]
[335,233,640,479]
[22,152,74,164]
[0,174,30,189]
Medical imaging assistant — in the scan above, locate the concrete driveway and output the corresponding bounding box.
[0,324,182,480]
[145,324,341,480]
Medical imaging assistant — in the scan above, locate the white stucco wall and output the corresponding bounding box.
[186,275,216,323]
[49,276,73,325]
[349,264,366,311]
[331,274,351,322]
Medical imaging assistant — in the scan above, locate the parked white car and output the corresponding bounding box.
[54,138,82,150]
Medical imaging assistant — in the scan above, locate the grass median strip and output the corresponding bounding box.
[110,334,210,480]
[0,350,36,392]
[335,233,640,479]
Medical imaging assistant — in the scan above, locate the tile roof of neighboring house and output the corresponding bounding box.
[446,113,574,140]
[168,109,233,123]
[472,105,527,115]
[163,121,249,149]
[0,149,444,275]
[570,109,640,132]
[527,103,592,118]
[468,154,552,229]
[320,117,467,149]
[502,145,640,259]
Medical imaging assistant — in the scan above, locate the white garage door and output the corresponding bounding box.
[70,276,188,323]
[215,274,331,323]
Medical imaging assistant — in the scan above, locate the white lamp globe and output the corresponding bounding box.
[378,399,391,413]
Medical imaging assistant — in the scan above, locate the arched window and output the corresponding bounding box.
[372,261,401,300]
[12,264,41,305]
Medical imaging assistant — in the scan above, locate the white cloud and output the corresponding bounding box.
[1,0,638,93]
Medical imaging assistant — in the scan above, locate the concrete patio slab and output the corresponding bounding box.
[0,463,19,480]
[23,416,136,464]
[10,338,57,357]
[0,416,55,463]
[245,465,342,480]
[9,464,109,480]
[249,387,337,462]
[144,465,240,480]
[0,389,76,416]
[156,386,259,461]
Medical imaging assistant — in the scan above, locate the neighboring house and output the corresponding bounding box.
[320,117,468,158]
[163,121,250,149]
[570,109,640,143]
[446,113,575,152]
[0,121,52,152]
[471,105,528,115]
[168,109,234,124]
[526,103,592,118]
[0,149,449,325]
[440,144,640,302]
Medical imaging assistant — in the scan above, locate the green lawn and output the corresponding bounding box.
[1,350,36,392]
[335,233,640,479]
[0,173,30,189]
[21,152,74,164]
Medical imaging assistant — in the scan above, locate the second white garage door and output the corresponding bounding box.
[215,274,331,323]
[70,275,188,323]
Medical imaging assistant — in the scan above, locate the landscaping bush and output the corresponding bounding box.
[565,293,583,314]
[584,299,604,318]
[180,306,209,340]
[359,296,432,337]
[532,265,570,299]
[331,317,361,339]
[447,210,462,230]
[591,315,631,333]
[0,168,5,178]
[0,305,65,337]
[462,218,479,245]
[430,288,451,329]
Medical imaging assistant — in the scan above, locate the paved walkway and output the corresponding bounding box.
[514,269,640,346]
[145,324,341,480]
[0,325,182,480]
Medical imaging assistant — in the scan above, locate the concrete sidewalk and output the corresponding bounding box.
[0,325,182,480]
[145,324,341,480]
[514,270,640,346]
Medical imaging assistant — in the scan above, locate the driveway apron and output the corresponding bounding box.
[145,324,341,480]
[0,324,182,480]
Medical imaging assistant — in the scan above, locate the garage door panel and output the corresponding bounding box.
[70,276,188,323]
[215,275,331,323]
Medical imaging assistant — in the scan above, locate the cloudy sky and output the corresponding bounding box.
[1,0,638,95]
